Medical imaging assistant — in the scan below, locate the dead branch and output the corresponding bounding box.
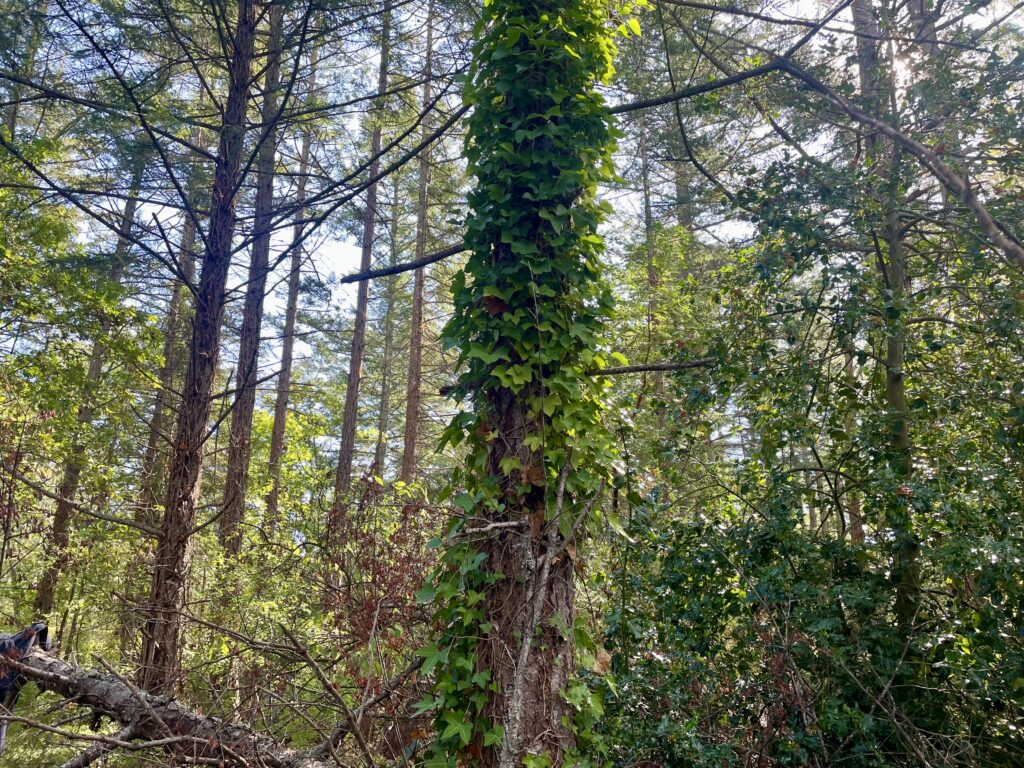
[5,648,335,768]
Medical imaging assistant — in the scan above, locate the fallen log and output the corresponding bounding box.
[3,643,334,768]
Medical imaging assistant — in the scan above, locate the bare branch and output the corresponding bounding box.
[339,242,467,284]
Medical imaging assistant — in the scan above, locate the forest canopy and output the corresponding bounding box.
[0,0,1022,766]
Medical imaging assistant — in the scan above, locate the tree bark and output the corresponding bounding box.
[399,0,433,486]
[850,0,920,632]
[221,3,286,553]
[266,55,318,527]
[436,0,617,761]
[138,213,197,527]
[478,391,580,768]
[884,200,920,634]
[331,6,391,524]
[139,0,258,693]
[33,162,144,618]
[373,186,400,475]
[124,195,199,656]
[841,347,866,545]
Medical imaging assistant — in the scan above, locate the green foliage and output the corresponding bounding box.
[423,0,640,763]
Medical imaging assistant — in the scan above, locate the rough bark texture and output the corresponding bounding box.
[221,4,286,553]
[850,0,880,107]
[139,0,257,693]
[34,165,143,618]
[11,648,332,768]
[399,0,433,486]
[479,387,577,768]
[331,7,391,522]
[266,56,317,526]
[139,214,197,526]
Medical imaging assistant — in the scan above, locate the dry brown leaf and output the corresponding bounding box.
[592,647,612,675]
[529,509,545,538]
[522,462,545,485]
[482,295,511,317]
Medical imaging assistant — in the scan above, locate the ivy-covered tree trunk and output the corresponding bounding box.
[221,4,285,553]
[139,0,257,692]
[427,1,621,766]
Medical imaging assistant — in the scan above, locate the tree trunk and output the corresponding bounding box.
[221,4,286,553]
[851,0,920,633]
[431,0,618,763]
[477,390,579,768]
[373,187,400,475]
[639,126,662,405]
[139,0,257,693]
[265,55,318,527]
[139,214,198,526]
[399,0,433,486]
[841,346,866,544]
[33,163,144,618]
[331,6,391,523]
[673,161,692,229]
[884,200,919,634]
[806,468,818,533]
[124,199,199,656]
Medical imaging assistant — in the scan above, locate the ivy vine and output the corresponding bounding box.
[416,0,643,765]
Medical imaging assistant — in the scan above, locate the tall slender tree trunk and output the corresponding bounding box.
[846,0,881,550]
[399,1,434,486]
[373,187,400,475]
[138,96,208,526]
[124,201,198,655]
[265,55,318,527]
[884,197,919,633]
[221,4,286,553]
[672,162,692,229]
[331,6,391,526]
[34,162,144,618]
[139,0,258,692]
[639,127,662,405]
[139,214,198,526]
[806,467,818,533]
[841,347,866,544]
[851,0,920,633]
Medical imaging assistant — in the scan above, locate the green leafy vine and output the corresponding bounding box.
[416,0,643,765]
